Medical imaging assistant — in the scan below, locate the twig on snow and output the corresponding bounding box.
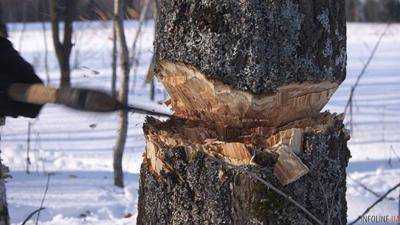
[344,23,390,134]
[35,173,52,225]
[21,207,45,225]
[348,175,397,201]
[348,181,400,225]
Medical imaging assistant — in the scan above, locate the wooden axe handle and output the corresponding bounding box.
[7,83,57,105]
[8,83,124,113]
[7,83,170,116]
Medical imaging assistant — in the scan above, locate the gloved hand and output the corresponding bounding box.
[0,37,43,118]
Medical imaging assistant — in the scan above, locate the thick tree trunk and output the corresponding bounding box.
[138,114,349,225]
[137,1,348,224]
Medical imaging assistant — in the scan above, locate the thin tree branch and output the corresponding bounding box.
[113,0,130,188]
[49,0,61,48]
[348,175,397,201]
[35,173,52,225]
[40,4,50,85]
[21,207,45,225]
[0,2,8,38]
[63,0,77,54]
[344,23,390,115]
[129,0,150,68]
[25,122,32,174]
[111,19,118,97]
[348,181,400,225]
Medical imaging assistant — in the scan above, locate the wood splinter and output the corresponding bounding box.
[268,128,309,186]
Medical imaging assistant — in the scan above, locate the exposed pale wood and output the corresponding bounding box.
[158,61,339,127]
[266,128,302,150]
[8,83,57,105]
[145,127,254,172]
[274,145,309,186]
[138,113,350,225]
[142,115,352,185]
[263,128,309,185]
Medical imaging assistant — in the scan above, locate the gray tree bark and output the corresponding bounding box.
[154,0,346,95]
[138,114,350,225]
[137,1,349,224]
[111,15,117,98]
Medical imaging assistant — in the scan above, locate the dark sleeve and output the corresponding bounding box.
[0,37,44,118]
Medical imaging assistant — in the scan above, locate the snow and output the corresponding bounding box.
[0,21,399,224]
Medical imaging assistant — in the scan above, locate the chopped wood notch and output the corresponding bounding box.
[146,62,341,185]
[158,61,339,127]
[142,117,334,185]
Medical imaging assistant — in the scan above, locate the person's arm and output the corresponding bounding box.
[0,37,44,118]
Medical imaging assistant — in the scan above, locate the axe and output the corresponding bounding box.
[7,83,171,117]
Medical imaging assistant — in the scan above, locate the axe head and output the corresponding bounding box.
[56,87,123,112]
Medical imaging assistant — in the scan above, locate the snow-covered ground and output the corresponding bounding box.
[0,22,399,224]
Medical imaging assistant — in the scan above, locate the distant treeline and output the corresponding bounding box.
[346,0,400,22]
[0,0,151,23]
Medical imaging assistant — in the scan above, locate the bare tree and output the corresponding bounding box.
[145,0,159,101]
[112,0,150,188]
[111,20,117,98]
[40,1,50,85]
[113,0,130,188]
[49,0,78,87]
[18,1,28,52]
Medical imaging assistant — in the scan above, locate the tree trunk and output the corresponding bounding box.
[50,0,77,87]
[0,3,8,38]
[111,22,117,98]
[0,118,10,225]
[137,1,348,225]
[113,0,130,188]
[59,56,71,86]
